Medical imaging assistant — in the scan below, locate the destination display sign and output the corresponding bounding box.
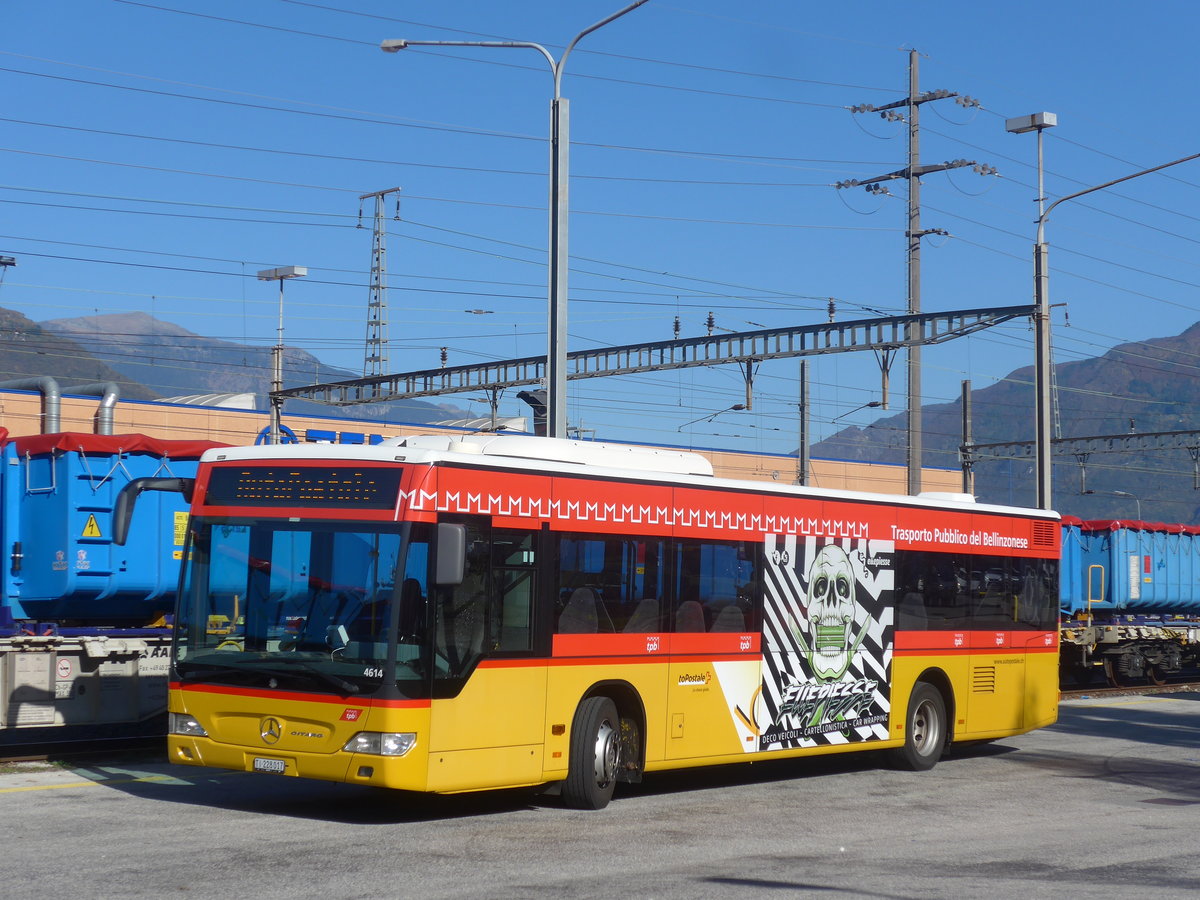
[205,466,401,509]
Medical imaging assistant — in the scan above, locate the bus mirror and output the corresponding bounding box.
[327,624,350,651]
[113,476,196,546]
[435,523,466,586]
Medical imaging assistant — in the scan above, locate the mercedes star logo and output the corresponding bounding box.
[260,716,282,745]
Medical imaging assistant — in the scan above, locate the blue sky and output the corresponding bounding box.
[3,1,1199,459]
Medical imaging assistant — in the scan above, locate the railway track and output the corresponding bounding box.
[0,734,163,766]
[1060,679,1200,700]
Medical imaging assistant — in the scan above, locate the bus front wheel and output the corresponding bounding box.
[562,696,621,810]
[891,682,947,771]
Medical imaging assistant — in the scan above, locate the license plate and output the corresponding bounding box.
[253,757,286,775]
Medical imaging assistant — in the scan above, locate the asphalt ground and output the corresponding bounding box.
[2,691,1198,899]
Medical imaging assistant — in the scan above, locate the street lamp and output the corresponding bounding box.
[382,0,651,441]
[832,400,883,424]
[1005,113,1057,219]
[1006,112,1056,512]
[257,265,307,445]
[1083,489,1142,521]
[1112,490,1142,521]
[1014,128,1200,509]
[677,403,746,432]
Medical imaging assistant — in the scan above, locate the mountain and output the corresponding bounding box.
[36,312,469,423]
[0,307,159,400]
[814,322,1200,523]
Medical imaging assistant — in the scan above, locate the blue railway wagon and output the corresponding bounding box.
[0,430,224,746]
[1059,516,1200,684]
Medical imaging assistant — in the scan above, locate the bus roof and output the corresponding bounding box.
[202,433,1058,521]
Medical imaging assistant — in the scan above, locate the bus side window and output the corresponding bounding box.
[900,550,1057,631]
[894,555,928,630]
[972,555,1015,627]
[492,530,536,652]
[618,539,665,633]
[1013,557,1058,630]
[672,539,759,633]
[556,535,664,634]
[435,523,489,674]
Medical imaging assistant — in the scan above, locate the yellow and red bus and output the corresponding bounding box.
[124,434,1060,809]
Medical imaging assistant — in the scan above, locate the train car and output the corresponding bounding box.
[0,429,224,748]
[1059,516,1200,685]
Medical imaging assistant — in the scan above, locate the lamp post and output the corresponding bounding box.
[1113,490,1142,522]
[1006,112,1056,512]
[1014,132,1200,509]
[832,400,883,424]
[1084,488,1142,522]
[257,265,307,445]
[1006,113,1058,218]
[382,1,650,441]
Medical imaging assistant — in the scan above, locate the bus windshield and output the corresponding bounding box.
[175,519,432,698]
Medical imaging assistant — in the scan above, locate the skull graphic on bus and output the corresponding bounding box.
[794,544,868,681]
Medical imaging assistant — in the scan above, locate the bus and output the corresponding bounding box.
[119,433,1060,809]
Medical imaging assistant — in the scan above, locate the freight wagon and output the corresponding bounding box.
[1059,516,1200,685]
[0,429,223,748]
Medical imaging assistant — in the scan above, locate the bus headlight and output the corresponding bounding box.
[343,731,417,757]
[169,713,208,737]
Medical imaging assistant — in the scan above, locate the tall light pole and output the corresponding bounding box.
[1006,112,1057,512]
[1006,113,1058,218]
[381,0,651,440]
[1084,488,1142,521]
[1026,149,1200,510]
[1113,489,1142,521]
[258,265,307,445]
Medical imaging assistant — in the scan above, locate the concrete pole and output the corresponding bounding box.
[796,359,810,486]
[547,95,570,438]
[960,379,973,495]
[906,49,923,496]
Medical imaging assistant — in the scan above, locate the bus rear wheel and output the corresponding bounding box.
[891,682,947,771]
[562,696,621,810]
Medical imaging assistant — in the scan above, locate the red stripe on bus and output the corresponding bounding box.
[170,681,430,708]
[478,653,755,669]
[551,632,760,657]
[893,630,1057,654]
[893,645,1058,656]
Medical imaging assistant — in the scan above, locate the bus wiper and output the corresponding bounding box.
[266,657,360,694]
[177,664,256,682]
[177,656,359,694]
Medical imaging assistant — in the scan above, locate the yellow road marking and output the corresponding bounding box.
[0,771,246,794]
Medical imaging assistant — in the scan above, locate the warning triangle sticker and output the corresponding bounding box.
[82,514,103,538]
